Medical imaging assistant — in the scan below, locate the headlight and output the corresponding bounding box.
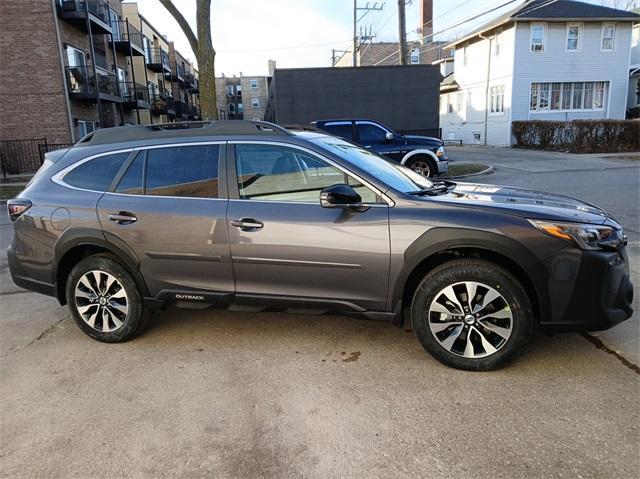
[436,146,446,158]
[528,219,625,251]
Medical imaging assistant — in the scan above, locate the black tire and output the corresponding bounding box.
[405,155,437,178]
[411,259,534,371]
[66,254,151,342]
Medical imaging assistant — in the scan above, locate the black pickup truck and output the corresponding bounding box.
[312,119,448,178]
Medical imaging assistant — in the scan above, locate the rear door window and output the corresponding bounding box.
[145,145,220,198]
[63,151,131,191]
[321,123,354,141]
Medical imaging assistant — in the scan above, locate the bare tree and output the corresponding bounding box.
[158,0,217,120]
[600,0,638,10]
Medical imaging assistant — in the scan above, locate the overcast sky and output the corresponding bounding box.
[124,0,628,76]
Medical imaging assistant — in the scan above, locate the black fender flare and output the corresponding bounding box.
[53,228,149,303]
[390,227,551,322]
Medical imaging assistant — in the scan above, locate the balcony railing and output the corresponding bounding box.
[189,106,201,121]
[111,21,144,56]
[65,66,121,102]
[146,48,171,73]
[58,0,112,34]
[121,82,150,108]
[172,64,185,82]
[174,100,189,118]
[150,94,176,116]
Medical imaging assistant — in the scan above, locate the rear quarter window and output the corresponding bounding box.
[63,152,131,191]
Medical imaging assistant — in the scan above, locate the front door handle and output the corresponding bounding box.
[231,217,263,231]
[108,212,137,224]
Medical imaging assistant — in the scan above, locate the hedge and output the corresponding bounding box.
[511,120,640,153]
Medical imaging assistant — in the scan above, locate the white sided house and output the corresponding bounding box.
[439,0,639,146]
[629,8,640,116]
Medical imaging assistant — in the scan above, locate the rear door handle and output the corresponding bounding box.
[108,212,137,224]
[231,217,263,231]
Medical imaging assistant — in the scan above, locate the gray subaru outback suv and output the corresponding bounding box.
[7,121,634,370]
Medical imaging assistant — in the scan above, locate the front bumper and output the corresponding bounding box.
[540,246,634,332]
[436,158,449,174]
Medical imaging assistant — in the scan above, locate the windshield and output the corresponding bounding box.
[309,136,434,193]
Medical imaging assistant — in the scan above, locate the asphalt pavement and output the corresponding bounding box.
[0,148,638,478]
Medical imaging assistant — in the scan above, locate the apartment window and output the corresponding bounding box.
[252,98,260,108]
[236,85,242,97]
[143,37,152,63]
[530,81,609,111]
[410,48,420,64]
[601,23,616,51]
[636,78,640,105]
[226,84,234,97]
[456,92,463,113]
[566,23,580,51]
[463,44,468,65]
[447,94,454,114]
[77,120,95,138]
[66,45,86,67]
[229,103,236,114]
[530,23,545,52]
[489,85,504,114]
[467,89,473,108]
[550,82,561,110]
[250,79,258,89]
[238,103,244,113]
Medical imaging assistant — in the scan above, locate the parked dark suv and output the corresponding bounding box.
[7,121,633,370]
[312,119,448,178]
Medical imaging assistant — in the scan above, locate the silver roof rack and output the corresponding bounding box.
[79,120,292,146]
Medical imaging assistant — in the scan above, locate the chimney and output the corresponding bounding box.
[268,59,277,77]
[419,0,433,44]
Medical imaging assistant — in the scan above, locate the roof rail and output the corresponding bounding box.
[79,120,293,146]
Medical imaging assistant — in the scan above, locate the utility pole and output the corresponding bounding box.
[397,0,408,65]
[353,1,385,67]
[353,0,358,66]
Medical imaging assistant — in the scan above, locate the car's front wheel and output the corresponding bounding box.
[405,155,437,178]
[66,254,150,342]
[411,259,534,371]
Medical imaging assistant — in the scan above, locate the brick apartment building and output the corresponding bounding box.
[0,0,200,145]
[215,74,269,121]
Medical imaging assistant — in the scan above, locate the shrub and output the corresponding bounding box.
[511,120,640,153]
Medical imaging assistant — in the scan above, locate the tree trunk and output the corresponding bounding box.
[196,0,217,120]
[158,0,217,120]
[196,50,217,120]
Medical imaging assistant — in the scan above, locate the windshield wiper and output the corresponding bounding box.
[409,180,457,196]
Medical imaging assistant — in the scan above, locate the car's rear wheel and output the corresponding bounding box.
[411,259,534,371]
[66,255,150,342]
[405,155,437,178]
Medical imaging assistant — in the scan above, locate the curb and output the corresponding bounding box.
[440,165,494,180]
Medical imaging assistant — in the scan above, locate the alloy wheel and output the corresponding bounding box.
[409,160,431,177]
[427,281,513,358]
[74,270,129,332]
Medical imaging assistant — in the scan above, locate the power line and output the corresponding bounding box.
[371,0,526,66]
[405,0,562,63]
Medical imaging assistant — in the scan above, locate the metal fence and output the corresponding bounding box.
[0,138,73,179]
[398,128,442,139]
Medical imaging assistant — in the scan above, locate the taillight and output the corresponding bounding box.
[7,199,32,221]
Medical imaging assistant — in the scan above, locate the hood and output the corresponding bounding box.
[401,135,443,147]
[429,182,609,224]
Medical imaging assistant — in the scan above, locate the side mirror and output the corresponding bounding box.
[320,184,362,208]
[385,132,394,142]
